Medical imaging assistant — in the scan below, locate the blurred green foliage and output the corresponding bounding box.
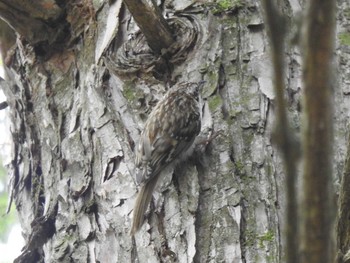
[0,158,17,242]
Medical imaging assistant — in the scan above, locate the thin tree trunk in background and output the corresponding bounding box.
[261,1,300,262]
[335,2,350,261]
[300,0,336,262]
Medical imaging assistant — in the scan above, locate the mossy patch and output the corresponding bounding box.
[343,7,350,19]
[339,33,350,46]
[244,229,257,247]
[212,0,244,14]
[208,95,222,111]
[234,160,245,174]
[122,81,138,101]
[258,230,275,248]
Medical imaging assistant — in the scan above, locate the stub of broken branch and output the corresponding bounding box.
[0,101,8,110]
[106,13,200,81]
[123,0,175,54]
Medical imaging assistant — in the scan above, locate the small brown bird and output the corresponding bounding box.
[130,82,202,235]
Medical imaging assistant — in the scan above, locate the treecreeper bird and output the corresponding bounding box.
[130,82,203,235]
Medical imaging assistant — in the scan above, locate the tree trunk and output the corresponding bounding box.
[336,0,350,261]
[0,0,349,262]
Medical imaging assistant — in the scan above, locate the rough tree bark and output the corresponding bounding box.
[0,0,349,263]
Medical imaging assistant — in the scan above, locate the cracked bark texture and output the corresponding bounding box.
[1,0,349,262]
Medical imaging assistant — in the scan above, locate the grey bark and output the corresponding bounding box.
[1,0,349,262]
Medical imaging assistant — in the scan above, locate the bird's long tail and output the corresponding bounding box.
[130,173,160,235]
